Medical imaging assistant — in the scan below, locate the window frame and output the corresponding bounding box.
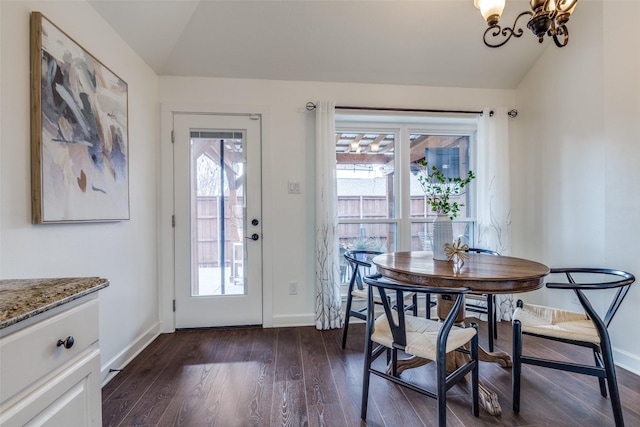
[336,114,478,253]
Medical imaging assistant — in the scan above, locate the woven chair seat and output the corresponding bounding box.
[372,312,477,361]
[513,303,599,344]
[465,293,488,302]
[351,286,416,305]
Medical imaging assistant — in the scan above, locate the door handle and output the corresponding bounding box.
[245,233,259,241]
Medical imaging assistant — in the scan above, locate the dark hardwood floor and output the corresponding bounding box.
[102,319,640,426]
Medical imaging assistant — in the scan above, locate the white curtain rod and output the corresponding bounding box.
[305,102,518,118]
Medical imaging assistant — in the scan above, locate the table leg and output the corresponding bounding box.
[479,381,502,416]
[453,351,502,416]
[438,294,513,367]
[393,355,431,375]
[479,346,512,368]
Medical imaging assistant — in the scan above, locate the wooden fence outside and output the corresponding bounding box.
[195,195,469,268]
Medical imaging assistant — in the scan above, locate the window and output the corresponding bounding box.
[336,114,477,290]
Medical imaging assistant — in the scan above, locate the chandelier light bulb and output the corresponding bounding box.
[547,0,557,12]
[474,0,506,25]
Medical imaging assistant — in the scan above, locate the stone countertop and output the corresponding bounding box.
[0,277,109,330]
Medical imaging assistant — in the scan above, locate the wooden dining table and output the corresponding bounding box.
[372,250,550,416]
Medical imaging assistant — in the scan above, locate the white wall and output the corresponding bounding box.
[0,2,3,272]
[0,1,161,383]
[515,1,640,374]
[159,77,516,328]
[602,1,640,373]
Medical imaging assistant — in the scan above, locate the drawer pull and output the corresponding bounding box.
[56,336,75,349]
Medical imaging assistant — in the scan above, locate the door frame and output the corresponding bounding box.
[159,103,273,332]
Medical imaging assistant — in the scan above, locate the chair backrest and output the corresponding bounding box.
[363,274,470,354]
[546,268,635,331]
[344,250,383,291]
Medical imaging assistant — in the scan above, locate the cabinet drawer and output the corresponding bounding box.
[0,348,101,426]
[0,297,99,403]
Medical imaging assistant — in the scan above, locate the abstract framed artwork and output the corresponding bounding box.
[31,12,129,223]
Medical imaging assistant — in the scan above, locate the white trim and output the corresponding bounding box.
[271,313,316,328]
[335,118,478,252]
[335,113,478,128]
[613,347,640,376]
[100,322,161,386]
[159,103,273,331]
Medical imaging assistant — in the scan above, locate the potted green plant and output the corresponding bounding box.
[416,160,475,260]
[417,159,475,220]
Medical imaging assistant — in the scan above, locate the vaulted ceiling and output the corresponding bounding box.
[88,0,549,89]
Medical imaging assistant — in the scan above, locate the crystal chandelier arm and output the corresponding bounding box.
[552,24,569,47]
[483,11,533,48]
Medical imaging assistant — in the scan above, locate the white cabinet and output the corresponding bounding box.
[0,296,102,426]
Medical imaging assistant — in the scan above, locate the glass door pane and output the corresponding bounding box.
[191,131,246,296]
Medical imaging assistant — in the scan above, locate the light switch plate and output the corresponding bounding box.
[288,181,301,194]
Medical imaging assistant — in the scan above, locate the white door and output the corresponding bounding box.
[173,113,262,328]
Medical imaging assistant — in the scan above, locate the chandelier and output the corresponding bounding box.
[474,0,579,48]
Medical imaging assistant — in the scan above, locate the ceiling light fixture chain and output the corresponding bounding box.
[475,0,578,48]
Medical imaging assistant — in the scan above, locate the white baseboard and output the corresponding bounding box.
[271,313,315,328]
[613,347,640,376]
[100,322,161,386]
[270,296,432,329]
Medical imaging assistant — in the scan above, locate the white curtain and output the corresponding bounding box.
[476,107,514,321]
[314,101,343,330]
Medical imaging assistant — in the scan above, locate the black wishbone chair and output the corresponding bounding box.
[512,268,635,427]
[361,274,479,427]
[341,250,418,349]
[464,248,500,351]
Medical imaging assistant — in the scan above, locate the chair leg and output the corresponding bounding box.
[471,325,479,417]
[360,346,372,420]
[512,319,523,413]
[341,294,354,349]
[412,293,418,316]
[425,293,432,319]
[361,307,374,420]
[593,348,608,397]
[601,339,625,427]
[437,352,448,427]
[487,294,495,352]
[492,295,498,339]
[391,348,398,377]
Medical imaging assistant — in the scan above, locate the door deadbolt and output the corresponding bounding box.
[251,219,259,226]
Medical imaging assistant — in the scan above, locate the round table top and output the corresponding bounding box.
[372,251,550,294]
